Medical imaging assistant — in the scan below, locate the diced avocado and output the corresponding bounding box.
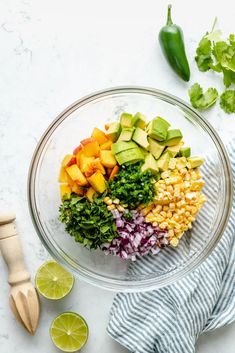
[134,112,147,129]
[118,127,135,142]
[160,129,183,146]
[115,147,144,165]
[165,144,181,157]
[111,140,138,155]
[156,151,172,171]
[120,113,137,128]
[106,122,121,142]
[132,127,149,149]
[147,117,170,141]
[187,157,204,168]
[139,147,149,157]
[141,153,159,175]
[179,147,191,158]
[148,137,165,159]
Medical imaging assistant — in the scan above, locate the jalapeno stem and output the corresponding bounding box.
[167,4,173,25]
[211,16,218,33]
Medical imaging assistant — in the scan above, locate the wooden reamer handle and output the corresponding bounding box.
[0,213,30,285]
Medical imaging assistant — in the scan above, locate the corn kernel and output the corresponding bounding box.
[159,222,168,229]
[170,237,179,247]
[161,171,170,179]
[146,217,155,223]
[180,168,187,174]
[155,214,165,222]
[177,232,184,239]
[103,197,110,204]
[165,176,182,185]
[107,199,113,205]
[160,211,167,217]
[113,198,120,204]
[117,205,124,212]
[168,158,177,170]
[168,229,174,238]
[166,211,173,218]
[107,204,115,210]
[122,204,128,208]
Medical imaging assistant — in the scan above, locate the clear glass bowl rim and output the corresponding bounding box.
[28,86,233,292]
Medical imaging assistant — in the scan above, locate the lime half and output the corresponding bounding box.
[35,260,74,300]
[50,312,89,352]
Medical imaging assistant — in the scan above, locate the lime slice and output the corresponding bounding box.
[50,312,89,352]
[35,260,74,300]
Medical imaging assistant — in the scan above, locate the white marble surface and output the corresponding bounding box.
[0,0,235,352]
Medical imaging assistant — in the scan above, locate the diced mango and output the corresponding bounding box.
[73,145,83,165]
[62,154,76,167]
[58,167,68,183]
[109,165,120,180]
[86,187,96,202]
[81,138,100,157]
[60,183,71,200]
[84,158,106,177]
[93,158,106,174]
[72,184,86,196]
[66,173,75,187]
[91,128,108,144]
[79,154,95,173]
[100,150,117,168]
[105,123,111,131]
[66,164,88,186]
[73,144,82,155]
[58,166,74,186]
[106,168,113,176]
[87,171,107,193]
[100,140,112,150]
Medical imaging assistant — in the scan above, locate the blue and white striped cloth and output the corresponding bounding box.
[107,141,235,353]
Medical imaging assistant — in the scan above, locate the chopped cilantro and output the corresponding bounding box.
[123,211,133,221]
[59,194,117,249]
[108,162,156,208]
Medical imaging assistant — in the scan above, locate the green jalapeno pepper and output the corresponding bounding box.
[159,4,190,82]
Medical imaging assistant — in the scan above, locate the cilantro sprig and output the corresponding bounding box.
[191,19,235,114]
[59,194,117,249]
[188,83,218,110]
[195,20,235,88]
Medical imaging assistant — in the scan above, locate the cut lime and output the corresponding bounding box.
[35,260,74,300]
[50,312,89,352]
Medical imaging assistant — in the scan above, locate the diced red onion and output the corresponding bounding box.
[101,209,169,261]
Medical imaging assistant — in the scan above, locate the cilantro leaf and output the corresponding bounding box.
[222,68,235,87]
[205,29,222,42]
[188,83,219,110]
[220,90,235,114]
[195,37,213,72]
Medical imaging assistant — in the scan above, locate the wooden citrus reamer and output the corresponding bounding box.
[0,213,40,334]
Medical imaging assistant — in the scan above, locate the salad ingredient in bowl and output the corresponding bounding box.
[58,112,206,261]
[28,87,232,291]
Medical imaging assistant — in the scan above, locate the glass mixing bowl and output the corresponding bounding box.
[28,87,233,292]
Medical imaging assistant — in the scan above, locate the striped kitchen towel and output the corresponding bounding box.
[107,140,235,353]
